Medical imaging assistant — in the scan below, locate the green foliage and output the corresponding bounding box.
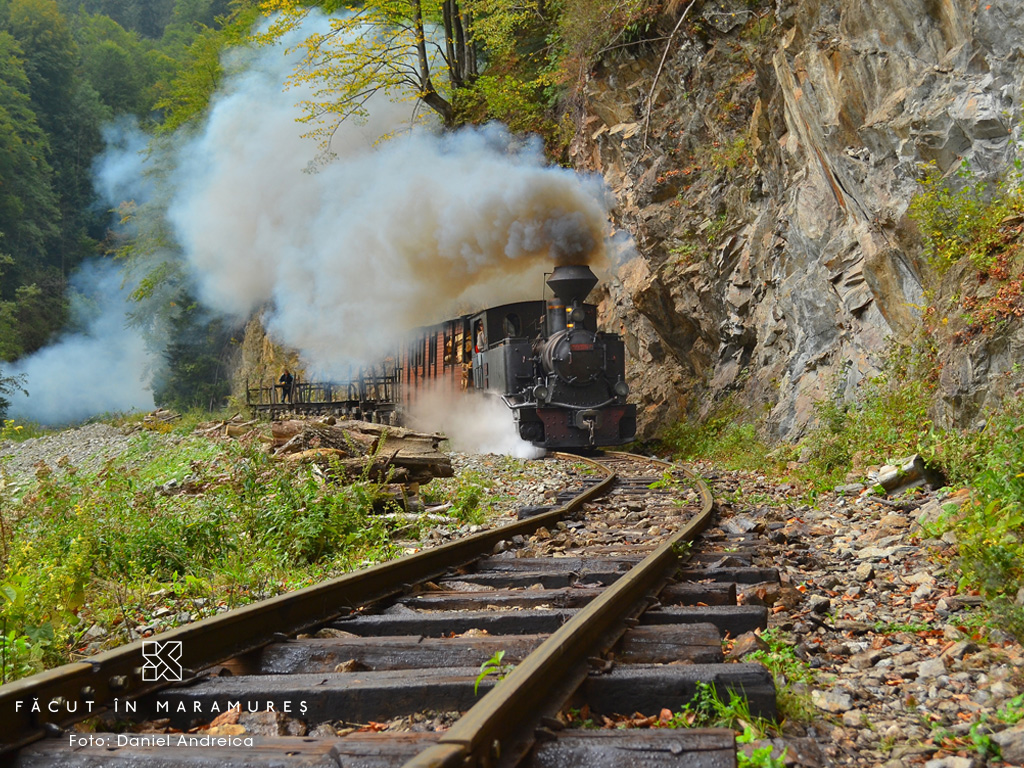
[455,72,549,135]
[0,29,67,359]
[56,0,179,40]
[0,432,408,680]
[783,332,1024,637]
[737,726,787,768]
[744,628,816,725]
[709,136,751,171]
[0,0,232,374]
[658,394,768,470]
[997,693,1024,725]
[668,239,700,265]
[73,11,182,117]
[921,395,1024,631]
[422,468,498,526]
[798,342,938,489]
[0,370,27,420]
[563,706,597,729]
[872,619,933,634]
[156,6,260,132]
[548,0,658,89]
[907,159,1024,274]
[473,649,513,694]
[664,681,774,736]
[255,0,476,138]
[152,297,238,412]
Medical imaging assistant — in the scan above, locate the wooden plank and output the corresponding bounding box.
[398,588,597,611]
[443,572,582,589]
[641,606,767,636]
[471,557,640,573]
[139,668,491,728]
[529,730,735,768]
[616,624,723,664]
[659,583,736,606]
[249,622,724,674]
[329,609,574,637]
[575,663,776,720]
[676,567,779,584]
[13,733,436,768]
[249,635,545,674]
[397,582,735,611]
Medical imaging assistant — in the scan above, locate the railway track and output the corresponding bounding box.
[1,452,781,767]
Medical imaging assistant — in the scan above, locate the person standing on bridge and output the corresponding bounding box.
[278,369,294,404]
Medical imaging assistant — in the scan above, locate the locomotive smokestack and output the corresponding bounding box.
[547,265,598,306]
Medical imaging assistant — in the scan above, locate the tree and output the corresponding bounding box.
[152,297,237,411]
[0,30,68,355]
[0,30,59,286]
[256,0,481,141]
[75,12,163,116]
[0,365,27,419]
[5,0,107,280]
[156,5,262,131]
[55,0,177,40]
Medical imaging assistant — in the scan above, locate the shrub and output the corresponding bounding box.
[798,341,938,489]
[907,159,1024,274]
[658,394,769,470]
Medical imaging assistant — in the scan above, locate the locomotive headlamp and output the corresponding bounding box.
[614,380,630,397]
[533,385,550,403]
[570,306,586,324]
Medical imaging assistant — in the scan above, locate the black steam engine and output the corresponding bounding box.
[472,264,636,449]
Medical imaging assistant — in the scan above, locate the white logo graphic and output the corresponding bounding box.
[142,640,183,681]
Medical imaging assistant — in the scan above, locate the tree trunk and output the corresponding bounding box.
[453,3,476,83]
[411,0,454,125]
[442,0,461,88]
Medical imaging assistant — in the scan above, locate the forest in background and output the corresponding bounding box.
[0,0,249,408]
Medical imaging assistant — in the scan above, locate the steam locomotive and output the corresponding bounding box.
[401,264,637,449]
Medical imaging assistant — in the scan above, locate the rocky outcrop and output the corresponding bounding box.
[579,0,1024,440]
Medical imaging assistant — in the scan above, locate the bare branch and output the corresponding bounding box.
[642,0,698,150]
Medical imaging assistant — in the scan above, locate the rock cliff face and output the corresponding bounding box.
[578,0,1024,440]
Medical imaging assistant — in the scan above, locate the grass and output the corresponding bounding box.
[0,419,50,442]
[652,393,770,470]
[0,421,499,683]
[744,628,817,726]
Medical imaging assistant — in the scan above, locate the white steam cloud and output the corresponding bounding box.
[6,261,156,423]
[163,12,612,375]
[408,387,544,459]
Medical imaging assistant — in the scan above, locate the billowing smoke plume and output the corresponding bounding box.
[164,13,612,375]
[5,260,156,423]
[13,11,616,430]
[408,387,544,459]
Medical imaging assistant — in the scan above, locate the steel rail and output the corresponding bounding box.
[0,454,614,754]
[401,452,715,768]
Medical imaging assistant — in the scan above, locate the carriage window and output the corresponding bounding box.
[454,329,465,362]
[503,313,521,338]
